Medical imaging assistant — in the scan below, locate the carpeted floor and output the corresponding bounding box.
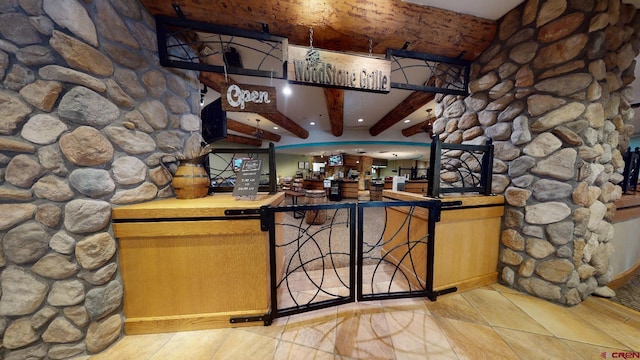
[609,272,640,312]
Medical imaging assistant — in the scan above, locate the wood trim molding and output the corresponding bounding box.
[608,257,640,290]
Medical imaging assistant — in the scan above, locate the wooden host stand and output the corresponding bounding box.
[111,193,284,335]
[382,190,504,292]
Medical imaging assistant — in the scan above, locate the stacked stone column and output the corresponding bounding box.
[0,0,200,358]
[432,0,640,305]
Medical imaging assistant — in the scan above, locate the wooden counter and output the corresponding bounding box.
[340,180,359,198]
[404,180,428,195]
[111,193,284,335]
[382,190,504,292]
[613,191,640,223]
[303,179,325,191]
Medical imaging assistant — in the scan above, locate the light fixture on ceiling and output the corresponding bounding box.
[253,119,264,139]
[404,119,411,123]
[391,153,398,173]
[282,86,292,96]
[357,118,364,123]
[310,121,316,126]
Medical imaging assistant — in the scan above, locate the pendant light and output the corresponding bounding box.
[392,154,398,173]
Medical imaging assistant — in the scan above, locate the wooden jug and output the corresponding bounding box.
[161,155,210,199]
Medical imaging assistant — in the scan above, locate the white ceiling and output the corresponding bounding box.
[205,0,640,160]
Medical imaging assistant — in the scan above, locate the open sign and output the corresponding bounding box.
[221,84,278,113]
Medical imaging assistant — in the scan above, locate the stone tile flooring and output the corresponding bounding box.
[86,265,640,359]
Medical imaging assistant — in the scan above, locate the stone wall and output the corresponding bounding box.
[432,0,640,305]
[0,0,200,358]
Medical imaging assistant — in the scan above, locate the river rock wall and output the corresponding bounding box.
[432,0,640,305]
[0,0,200,358]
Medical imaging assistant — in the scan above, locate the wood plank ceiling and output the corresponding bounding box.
[140,0,498,144]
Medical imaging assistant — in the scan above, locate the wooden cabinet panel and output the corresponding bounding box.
[112,193,284,335]
[382,191,504,292]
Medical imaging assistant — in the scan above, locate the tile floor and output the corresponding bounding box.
[87,279,640,360]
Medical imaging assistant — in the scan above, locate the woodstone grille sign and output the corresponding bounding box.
[287,45,391,93]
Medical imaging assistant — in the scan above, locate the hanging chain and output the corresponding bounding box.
[369,38,372,57]
[309,27,314,49]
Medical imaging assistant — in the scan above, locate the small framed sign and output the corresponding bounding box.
[233,159,263,200]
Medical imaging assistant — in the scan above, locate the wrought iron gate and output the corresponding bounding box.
[231,198,455,325]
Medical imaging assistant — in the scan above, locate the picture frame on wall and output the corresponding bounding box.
[298,161,305,169]
[304,162,310,169]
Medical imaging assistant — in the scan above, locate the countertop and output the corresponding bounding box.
[111,192,284,219]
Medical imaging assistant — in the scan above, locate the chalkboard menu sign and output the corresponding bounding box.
[233,159,262,200]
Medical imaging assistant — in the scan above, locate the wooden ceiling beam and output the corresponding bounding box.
[259,112,308,139]
[227,118,281,142]
[225,134,263,147]
[199,72,309,139]
[402,120,429,137]
[141,0,496,61]
[369,92,435,136]
[324,88,344,137]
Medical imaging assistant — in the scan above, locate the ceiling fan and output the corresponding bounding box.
[253,119,264,139]
[421,109,435,138]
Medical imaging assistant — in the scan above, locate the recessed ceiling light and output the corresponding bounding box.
[310,121,315,125]
[357,118,364,122]
[282,86,292,95]
[404,119,411,123]
[273,126,279,130]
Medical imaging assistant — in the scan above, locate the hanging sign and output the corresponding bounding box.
[287,45,391,93]
[221,83,278,113]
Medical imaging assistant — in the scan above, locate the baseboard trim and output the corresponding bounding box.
[124,309,268,335]
[434,273,498,294]
[608,258,640,290]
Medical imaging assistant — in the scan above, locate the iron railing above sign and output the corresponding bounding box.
[156,15,288,79]
[386,49,470,96]
[155,16,469,95]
